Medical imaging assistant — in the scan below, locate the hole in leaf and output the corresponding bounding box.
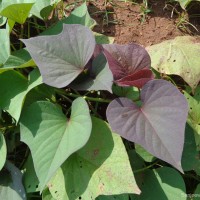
[79,197,82,200]
[190,107,192,110]
[173,60,176,62]
[80,165,83,168]
[55,191,58,194]
[36,185,38,189]
[28,185,31,188]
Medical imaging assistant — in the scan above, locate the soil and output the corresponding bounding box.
[73,0,200,47]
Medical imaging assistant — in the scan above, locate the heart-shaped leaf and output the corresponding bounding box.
[106,79,188,172]
[20,97,92,191]
[103,43,153,88]
[71,53,113,92]
[22,24,96,88]
[48,117,140,200]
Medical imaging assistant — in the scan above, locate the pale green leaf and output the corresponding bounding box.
[0,26,9,66]
[20,98,92,191]
[147,36,200,92]
[94,32,114,44]
[48,117,140,200]
[0,132,6,170]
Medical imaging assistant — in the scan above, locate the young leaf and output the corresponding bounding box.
[22,24,96,88]
[147,36,200,92]
[71,53,113,92]
[130,167,186,200]
[20,98,92,191]
[0,161,26,200]
[102,43,154,88]
[0,132,7,170]
[48,117,140,200]
[106,79,188,172]
[0,69,42,122]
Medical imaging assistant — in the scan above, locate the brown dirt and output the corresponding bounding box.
[84,0,200,47]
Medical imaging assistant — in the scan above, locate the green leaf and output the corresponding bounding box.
[175,0,192,9]
[1,49,35,71]
[135,144,155,163]
[112,85,139,101]
[94,32,114,44]
[48,117,140,200]
[0,68,42,122]
[97,194,129,200]
[130,167,186,200]
[0,0,36,24]
[0,15,6,26]
[23,155,39,193]
[181,123,199,171]
[30,0,53,20]
[184,88,200,147]
[42,188,56,200]
[0,27,10,66]
[0,161,26,200]
[147,36,200,92]
[0,132,6,170]
[41,2,96,36]
[20,98,92,191]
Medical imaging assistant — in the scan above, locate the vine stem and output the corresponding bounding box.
[55,89,112,103]
[133,161,159,174]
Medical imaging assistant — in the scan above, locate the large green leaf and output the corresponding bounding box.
[130,167,186,200]
[147,36,200,92]
[0,161,26,200]
[0,132,6,170]
[0,27,10,66]
[48,117,140,200]
[41,2,96,36]
[0,68,42,122]
[184,87,200,147]
[0,0,36,24]
[20,98,92,191]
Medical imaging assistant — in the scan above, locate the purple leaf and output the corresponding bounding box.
[21,24,96,88]
[103,43,154,88]
[106,79,188,172]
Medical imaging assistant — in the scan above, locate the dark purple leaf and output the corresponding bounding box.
[103,43,154,88]
[21,24,96,88]
[115,68,154,88]
[106,79,188,172]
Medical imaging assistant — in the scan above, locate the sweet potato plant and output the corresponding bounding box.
[0,1,200,200]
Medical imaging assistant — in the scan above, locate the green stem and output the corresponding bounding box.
[133,161,159,174]
[55,89,112,103]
